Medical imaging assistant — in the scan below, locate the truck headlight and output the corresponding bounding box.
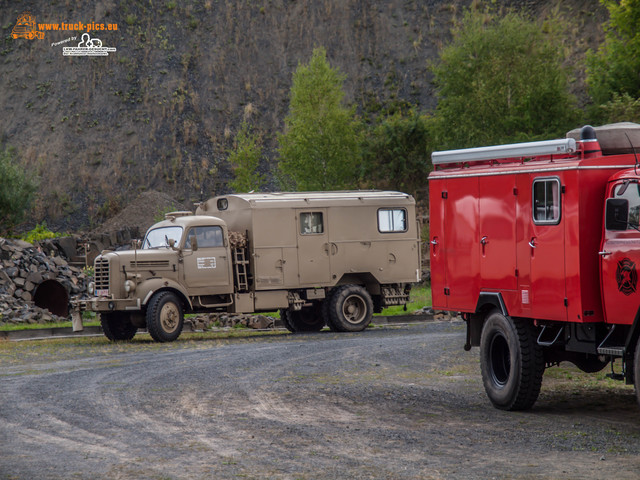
[88,282,95,295]
[124,280,136,293]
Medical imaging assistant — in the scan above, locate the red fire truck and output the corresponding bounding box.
[429,122,640,410]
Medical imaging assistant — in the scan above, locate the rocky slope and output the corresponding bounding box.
[0,0,607,231]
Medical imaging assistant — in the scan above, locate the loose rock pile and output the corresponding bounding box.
[0,238,89,326]
[185,313,277,331]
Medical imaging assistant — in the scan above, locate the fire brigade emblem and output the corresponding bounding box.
[616,258,637,296]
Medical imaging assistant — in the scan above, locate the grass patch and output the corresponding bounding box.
[0,321,100,332]
[378,284,431,316]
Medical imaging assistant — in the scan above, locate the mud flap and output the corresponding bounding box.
[71,308,84,332]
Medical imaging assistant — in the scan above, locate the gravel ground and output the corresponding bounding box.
[1,322,640,479]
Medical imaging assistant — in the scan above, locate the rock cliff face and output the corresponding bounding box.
[0,0,606,231]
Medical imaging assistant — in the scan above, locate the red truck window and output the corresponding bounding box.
[532,178,561,225]
[614,182,640,229]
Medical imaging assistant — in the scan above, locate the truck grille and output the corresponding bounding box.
[94,257,110,291]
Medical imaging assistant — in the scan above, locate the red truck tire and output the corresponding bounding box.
[480,311,544,411]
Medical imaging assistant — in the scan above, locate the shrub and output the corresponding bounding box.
[21,223,59,244]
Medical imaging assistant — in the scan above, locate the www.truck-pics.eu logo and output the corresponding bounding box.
[11,12,44,40]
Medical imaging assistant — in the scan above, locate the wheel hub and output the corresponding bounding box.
[489,333,511,387]
[160,303,179,333]
[343,295,365,324]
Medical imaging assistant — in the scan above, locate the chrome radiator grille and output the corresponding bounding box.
[94,257,110,292]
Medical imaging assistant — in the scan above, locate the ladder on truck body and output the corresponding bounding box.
[233,248,250,292]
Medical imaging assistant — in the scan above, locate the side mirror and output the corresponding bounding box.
[168,238,176,249]
[606,198,629,231]
[189,235,198,251]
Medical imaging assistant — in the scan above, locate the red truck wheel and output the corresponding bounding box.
[480,311,544,411]
[100,312,137,341]
[146,291,184,342]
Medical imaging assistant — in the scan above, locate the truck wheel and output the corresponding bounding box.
[279,309,294,332]
[480,311,544,411]
[321,292,339,331]
[326,285,373,332]
[283,304,325,332]
[100,312,137,341]
[146,291,184,342]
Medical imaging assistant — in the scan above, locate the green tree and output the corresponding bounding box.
[596,92,640,124]
[587,0,640,105]
[431,8,577,148]
[278,47,361,190]
[227,121,265,193]
[362,109,434,198]
[0,147,38,236]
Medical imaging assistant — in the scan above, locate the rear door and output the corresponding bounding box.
[429,178,448,309]
[296,209,331,284]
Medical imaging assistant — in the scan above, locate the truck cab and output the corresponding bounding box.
[85,213,234,341]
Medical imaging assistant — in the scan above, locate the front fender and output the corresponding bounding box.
[137,278,192,310]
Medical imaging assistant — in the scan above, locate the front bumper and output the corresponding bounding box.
[70,297,143,332]
[75,297,142,312]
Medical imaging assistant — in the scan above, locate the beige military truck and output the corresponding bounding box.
[74,191,421,342]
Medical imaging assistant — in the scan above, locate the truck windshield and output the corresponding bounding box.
[143,226,183,249]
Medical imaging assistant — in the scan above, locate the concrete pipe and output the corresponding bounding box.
[33,279,70,317]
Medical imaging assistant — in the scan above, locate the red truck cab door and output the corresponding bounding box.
[600,179,640,325]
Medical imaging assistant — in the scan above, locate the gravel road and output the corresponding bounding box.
[2,322,640,479]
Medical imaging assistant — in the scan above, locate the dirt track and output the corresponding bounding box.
[2,322,640,479]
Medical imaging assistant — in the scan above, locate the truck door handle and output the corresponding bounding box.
[480,236,488,245]
[430,239,438,246]
[529,238,537,248]
[598,250,612,256]
[324,243,338,255]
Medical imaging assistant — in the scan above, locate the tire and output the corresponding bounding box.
[634,336,640,408]
[326,285,373,332]
[279,308,295,332]
[282,303,325,332]
[322,293,340,332]
[100,312,137,341]
[146,291,184,343]
[480,311,544,411]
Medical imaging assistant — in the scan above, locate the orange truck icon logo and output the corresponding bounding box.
[12,12,44,40]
